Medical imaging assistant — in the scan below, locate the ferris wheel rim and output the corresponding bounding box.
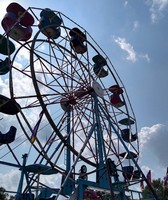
[28,26,139,165]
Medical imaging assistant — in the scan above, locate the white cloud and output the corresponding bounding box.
[0,168,63,198]
[124,1,128,7]
[133,20,139,31]
[14,42,30,62]
[139,53,150,63]
[141,165,152,175]
[0,169,20,192]
[139,124,168,167]
[114,36,151,63]
[0,77,10,96]
[114,37,137,63]
[146,0,168,23]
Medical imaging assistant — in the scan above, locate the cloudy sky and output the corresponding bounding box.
[0,0,168,198]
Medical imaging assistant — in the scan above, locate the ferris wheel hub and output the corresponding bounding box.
[60,87,94,110]
[59,82,105,111]
[92,81,104,98]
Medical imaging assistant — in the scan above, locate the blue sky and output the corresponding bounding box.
[0,0,168,197]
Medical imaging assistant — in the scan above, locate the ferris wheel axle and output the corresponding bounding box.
[60,86,94,110]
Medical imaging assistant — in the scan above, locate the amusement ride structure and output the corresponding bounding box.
[0,3,159,200]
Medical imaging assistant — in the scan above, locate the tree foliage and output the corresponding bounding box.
[0,187,8,200]
[0,187,14,200]
[141,178,168,199]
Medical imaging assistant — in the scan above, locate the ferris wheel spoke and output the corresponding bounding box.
[71,109,97,161]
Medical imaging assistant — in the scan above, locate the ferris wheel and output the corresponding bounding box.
[0,3,158,200]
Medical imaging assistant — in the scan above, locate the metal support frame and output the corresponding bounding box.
[98,102,160,200]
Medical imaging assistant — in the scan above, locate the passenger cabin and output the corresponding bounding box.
[110,93,124,108]
[109,85,124,108]
[121,128,137,143]
[92,54,108,78]
[0,126,16,145]
[119,151,138,159]
[0,57,11,75]
[1,2,34,41]
[69,27,87,54]
[0,34,15,55]
[122,166,140,181]
[39,8,62,39]
[118,118,135,126]
[109,85,123,94]
[0,94,21,115]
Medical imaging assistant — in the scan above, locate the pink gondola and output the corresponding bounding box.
[1,2,34,41]
[110,93,124,108]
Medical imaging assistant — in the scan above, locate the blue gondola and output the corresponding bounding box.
[122,166,140,180]
[39,8,62,39]
[69,27,87,54]
[92,54,108,78]
[0,126,16,145]
[0,57,11,75]
[121,128,137,143]
[119,151,138,159]
[0,94,21,115]
[0,34,15,55]
[118,118,135,126]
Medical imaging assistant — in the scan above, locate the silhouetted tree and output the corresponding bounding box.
[0,187,8,200]
[142,178,168,199]
[0,187,15,200]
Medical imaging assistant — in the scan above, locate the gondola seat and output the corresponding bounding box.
[0,34,15,55]
[0,126,16,145]
[69,27,87,54]
[2,12,33,41]
[122,166,140,180]
[39,8,62,39]
[110,93,124,108]
[92,55,108,78]
[118,118,135,126]
[119,151,138,159]
[121,128,137,142]
[0,57,11,75]
[109,85,123,94]
[1,2,34,41]
[0,94,21,115]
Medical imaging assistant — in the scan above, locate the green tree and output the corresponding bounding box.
[142,178,168,199]
[9,195,15,200]
[0,187,8,200]
[0,187,15,200]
